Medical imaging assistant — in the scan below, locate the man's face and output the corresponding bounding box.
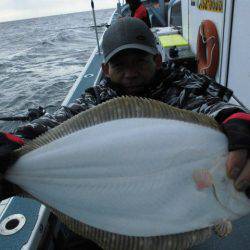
[102,50,162,95]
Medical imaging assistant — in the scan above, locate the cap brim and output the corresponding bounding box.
[104,44,159,63]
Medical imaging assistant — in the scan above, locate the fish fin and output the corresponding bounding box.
[213,219,233,238]
[17,96,220,156]
[193,169,213,190]
[193,169,242,216]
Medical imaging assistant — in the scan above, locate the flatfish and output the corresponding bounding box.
[2,96,250,249]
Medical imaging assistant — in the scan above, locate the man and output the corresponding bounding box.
[0,17,250,248]
[126,0,151,27]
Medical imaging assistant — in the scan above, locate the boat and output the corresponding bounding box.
[0,0,249,249]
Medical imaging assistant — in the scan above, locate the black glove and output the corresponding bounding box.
[0,131,24,158]
[15,124,47,140]
[0,131,24,200]
[221,112,250,151]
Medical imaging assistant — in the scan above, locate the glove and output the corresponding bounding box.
[15,124,47,140]
[0,132,24,201]
[221,112,250,151]
[0,131,24,158]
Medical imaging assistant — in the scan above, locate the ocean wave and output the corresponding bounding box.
[0,9,115,131]
[40,40,55,46]
[0,61,13,69]
[55,31,75,42]
[47,26,88,32]
[37,31,77,46]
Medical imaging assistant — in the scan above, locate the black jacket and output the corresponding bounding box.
[14,63,247,140]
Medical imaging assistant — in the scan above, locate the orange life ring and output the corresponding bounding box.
[197,20,219,78]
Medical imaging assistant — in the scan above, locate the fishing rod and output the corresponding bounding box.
[0,106,54,122]
[91,0,101,54]
[90,23,110,29]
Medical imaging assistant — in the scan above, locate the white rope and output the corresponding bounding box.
[200,42,216,74]
[199,24,217,75]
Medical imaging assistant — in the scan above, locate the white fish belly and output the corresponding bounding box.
[6,118,250,236]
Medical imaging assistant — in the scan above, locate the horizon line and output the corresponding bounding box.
[0,7,115,24]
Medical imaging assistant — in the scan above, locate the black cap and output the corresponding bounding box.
[102,17,158,62]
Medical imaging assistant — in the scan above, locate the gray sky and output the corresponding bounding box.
[0,0,117,22]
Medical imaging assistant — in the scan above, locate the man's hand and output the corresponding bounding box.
[222,112,250,197]
[0,131,24,157]
[0,131,24,201]
[226,150,250,196]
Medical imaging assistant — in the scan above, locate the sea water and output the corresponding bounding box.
[0,9,114,132]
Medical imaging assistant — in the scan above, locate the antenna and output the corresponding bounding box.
[91,0,101,54]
